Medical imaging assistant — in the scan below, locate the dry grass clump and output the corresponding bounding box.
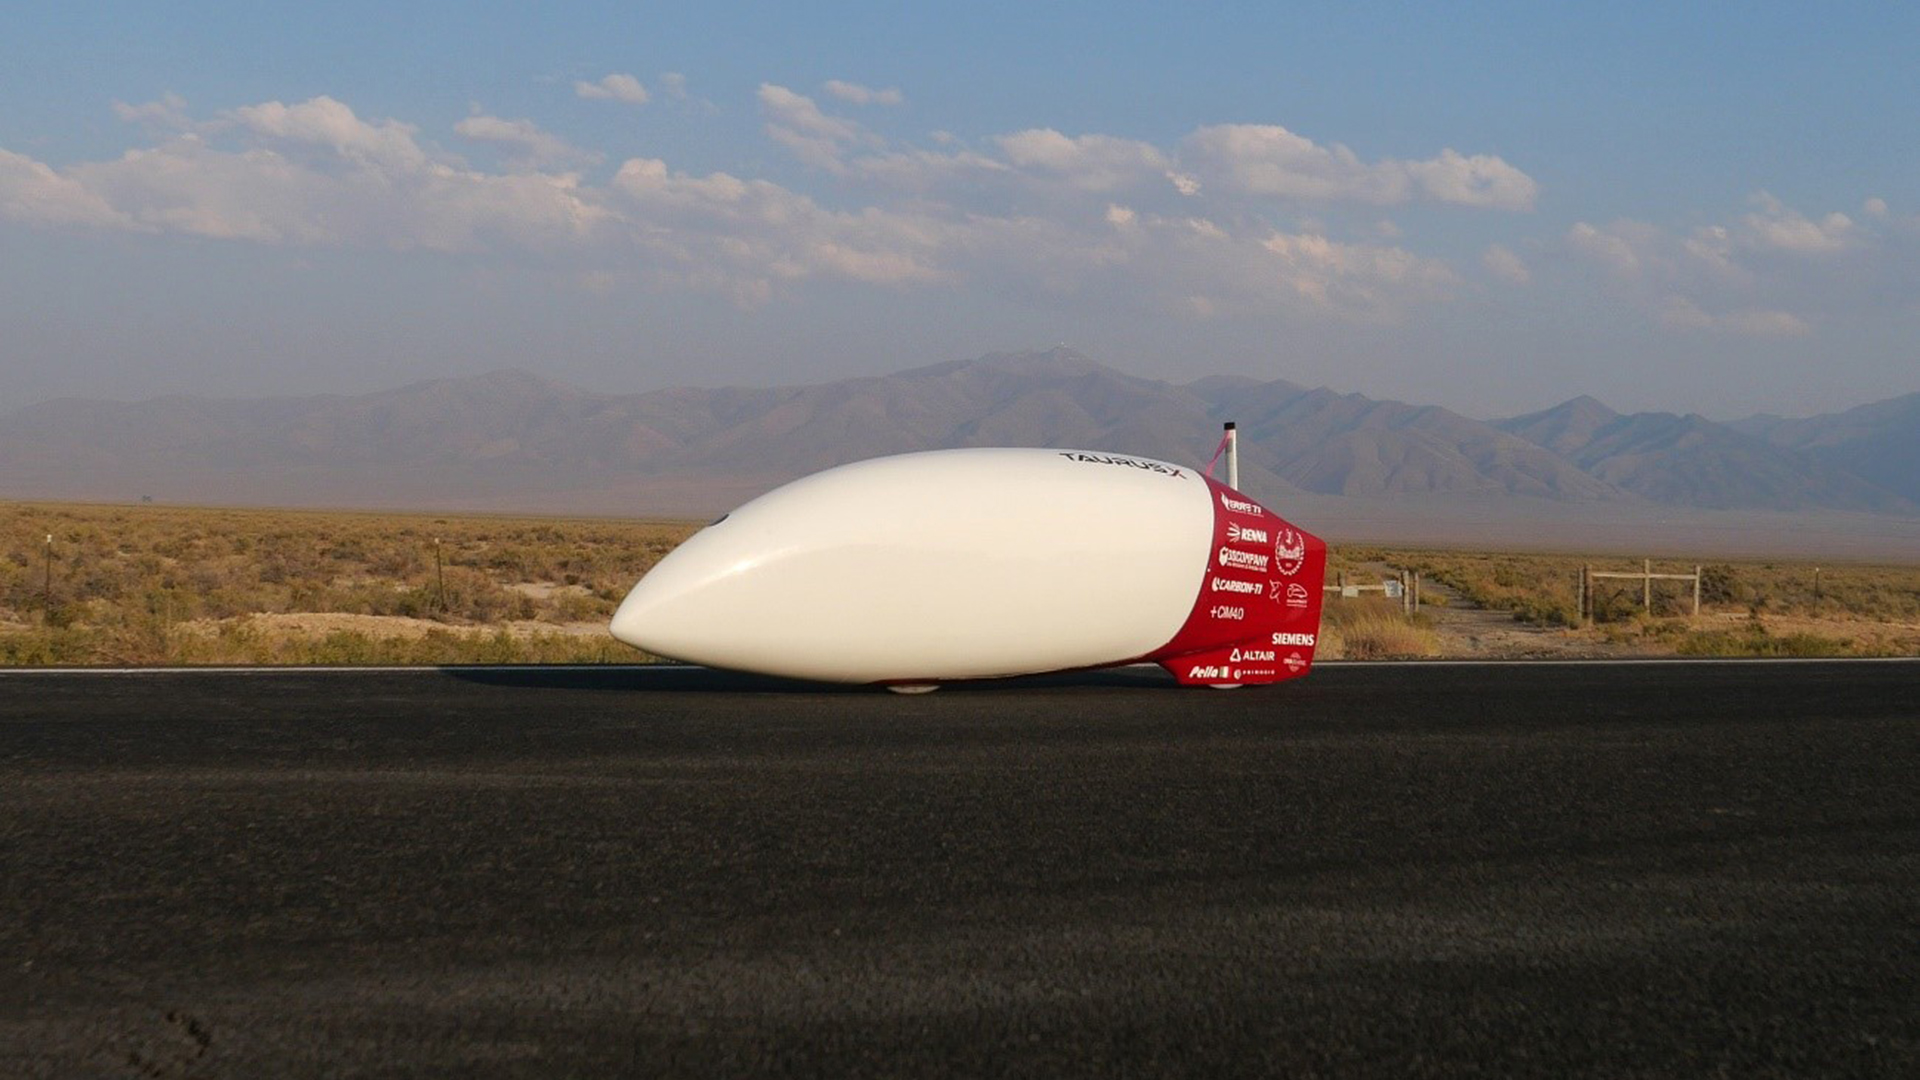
[1319,599,1439,660]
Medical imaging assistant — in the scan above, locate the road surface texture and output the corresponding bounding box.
[3,661,1918,1078]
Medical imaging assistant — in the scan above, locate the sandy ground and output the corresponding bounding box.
[1414,581,1656,659]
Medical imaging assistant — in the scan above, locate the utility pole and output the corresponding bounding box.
[1223,422,1239,491]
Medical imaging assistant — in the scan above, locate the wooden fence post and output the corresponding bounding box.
[1692,565,1701,617]
[1643,558,1652,613]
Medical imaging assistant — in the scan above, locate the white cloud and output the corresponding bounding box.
[1482,243,1530,284]
[575,73,649,105]
[1559,198,1892,338]
[1721,308,1812,336]
[1660,296,1810,337]
[455,113,597,169]
[0,148,140,228]
[823,80,904,107]
[609,156,945,292]
[230,96,429,171]
[0,90,1505,320]
[758,84,873,172]
[1740,191,1854,254]
[658,73,688,100]
[1402,149,1538,211]
[1181,124,1537,210]
[1863,196,1888,217]
[996,129,1171,192]
[40,98,609,250]
[1566,221,1642,276]
[849,146,1008,192]
[112,93,192,133]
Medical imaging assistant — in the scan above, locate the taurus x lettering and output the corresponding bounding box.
[1219,493,1263,516]
[1058,452,1184,478]
[1218,547,1270,572]
[1211,577,1262,595]
[1226,523,1270,545]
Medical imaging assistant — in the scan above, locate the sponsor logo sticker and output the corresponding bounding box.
[1187,664,1232,680]
[1226,522,1270,546]
[1219,493,1264,517]
[1219,547,1270,572]
[1211,577,1262,595]
[1271,632,1316,647]
[1283,652,1307,673]
[1274,528,1306,577]
[1284,582,1310,608]
[1210,605,1245,621]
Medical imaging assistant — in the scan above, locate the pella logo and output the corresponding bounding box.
[1226,522,1270,545]
[1187,664,1233,680]
[1274,528,1306,577]
[1219,493,1264,517]
[1218,547,1270,572]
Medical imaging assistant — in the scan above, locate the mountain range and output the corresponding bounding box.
[2,349,1915,549]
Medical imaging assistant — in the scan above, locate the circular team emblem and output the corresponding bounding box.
[1274,527,1305,577]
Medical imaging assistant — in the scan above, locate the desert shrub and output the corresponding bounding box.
[548,591,614,622]
[1699,564,1747,604]
[1674,627,1855,658]
[1589,587,1640,624]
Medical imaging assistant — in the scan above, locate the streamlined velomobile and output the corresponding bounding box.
[609,447,1325,689]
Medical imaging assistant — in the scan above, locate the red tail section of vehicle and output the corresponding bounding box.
[1148,478,1327,686]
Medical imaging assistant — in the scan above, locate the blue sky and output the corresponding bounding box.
[3,2,1917,418]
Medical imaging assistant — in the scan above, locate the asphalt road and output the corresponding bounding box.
[4,661,1918,1078]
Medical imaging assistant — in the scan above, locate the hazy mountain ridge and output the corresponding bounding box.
[1,348,1913,519]
[1731,392,1920,505]
[1494,399,1909,512]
